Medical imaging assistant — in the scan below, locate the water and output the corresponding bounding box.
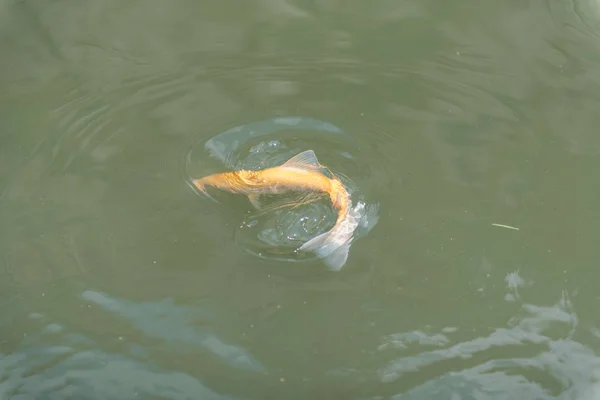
[2,0,600,398]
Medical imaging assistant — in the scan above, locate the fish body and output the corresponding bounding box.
[192,150,360,270]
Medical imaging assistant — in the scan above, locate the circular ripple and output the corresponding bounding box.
[183,116,380,266]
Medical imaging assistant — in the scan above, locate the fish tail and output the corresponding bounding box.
[322,242,350,271]
[299,230,330,252]
[298,229,351,271]
[299,199,364,271]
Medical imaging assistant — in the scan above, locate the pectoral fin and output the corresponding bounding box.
[248,194,263,209]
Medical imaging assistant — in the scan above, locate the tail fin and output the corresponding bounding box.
[321,241,350,271]
[298,231,351,271]
[298,231,329,252]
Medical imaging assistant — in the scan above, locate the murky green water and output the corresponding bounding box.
[2,0,600,398]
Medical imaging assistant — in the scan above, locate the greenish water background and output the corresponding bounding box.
[2,0,600,398]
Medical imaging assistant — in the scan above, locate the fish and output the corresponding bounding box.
[192,150,362,270]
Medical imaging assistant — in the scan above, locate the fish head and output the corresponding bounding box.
[193,171,253,195]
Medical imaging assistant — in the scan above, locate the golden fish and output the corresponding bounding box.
[193,150,362,270]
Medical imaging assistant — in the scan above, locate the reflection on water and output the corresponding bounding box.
[2,279,600,398]
[80,290,265,372]
[2,0,600,398]
[384,290,593,399]
[1,330,241,399]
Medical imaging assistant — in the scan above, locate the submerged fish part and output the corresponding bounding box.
[247,194,263,209]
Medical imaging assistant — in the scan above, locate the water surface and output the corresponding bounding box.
[2,0,600,398]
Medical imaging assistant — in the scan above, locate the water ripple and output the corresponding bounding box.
[374,287,599,399]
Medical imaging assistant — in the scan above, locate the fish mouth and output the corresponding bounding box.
[191,179,219,203]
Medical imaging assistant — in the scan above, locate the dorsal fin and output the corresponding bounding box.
[280,150,322,171]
